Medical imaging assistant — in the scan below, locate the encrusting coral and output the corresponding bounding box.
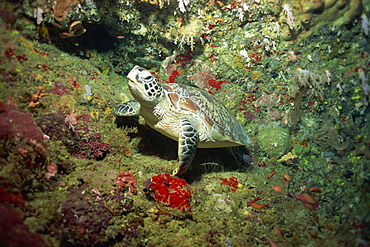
[278,0,363,41]
[144,173,192,213]
[53,0,84,21]
[29,85,45,107]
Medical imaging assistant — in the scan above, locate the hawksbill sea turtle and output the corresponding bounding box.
[114,65,250,175]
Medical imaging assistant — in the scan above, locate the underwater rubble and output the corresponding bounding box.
[0,0,369,246]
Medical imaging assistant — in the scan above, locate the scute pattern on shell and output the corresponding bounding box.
[162,83,249,145]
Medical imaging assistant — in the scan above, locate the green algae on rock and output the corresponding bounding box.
[256,126,291,158]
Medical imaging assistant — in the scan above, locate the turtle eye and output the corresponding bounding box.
[143,75,152,81]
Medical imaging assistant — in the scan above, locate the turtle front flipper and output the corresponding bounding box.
[173,119,199,176]
[113,100,141,117]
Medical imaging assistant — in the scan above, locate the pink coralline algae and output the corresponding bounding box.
[61,184,134,246]
[0,204,47,247]
[36,113,80,153]
[0,103,53,189]
[78,113,91,122]
[72,114,110,160]
[0,102,45,141]
[61,185,113,246]
[45,163,57,180]
[0,186,24,205]
[188,67,216,89]
[38,112,110,160]
[116,171,138,196]
[64,112,78,130]
[145,173,192,213]
[76,133,110,160]
[49,85,71,95]
[0,102,48,159]
[188,66,229,94]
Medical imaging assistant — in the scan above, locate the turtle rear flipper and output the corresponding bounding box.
[113,100,141,117]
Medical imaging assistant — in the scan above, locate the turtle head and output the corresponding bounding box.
[127,66,163,105]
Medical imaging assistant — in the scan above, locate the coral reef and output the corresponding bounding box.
[0,0,369,245]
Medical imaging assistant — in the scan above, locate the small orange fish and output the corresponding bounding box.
[274,227,284,239]
[251,202,264,209]
[61,32,72,36]
[283,174,291,181]
[272,185,283,192]
[309,187,323,193]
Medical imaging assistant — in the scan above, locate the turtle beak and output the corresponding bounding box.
[126,66,141,96]
[127,66,150,102]
[127,65,140,83]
